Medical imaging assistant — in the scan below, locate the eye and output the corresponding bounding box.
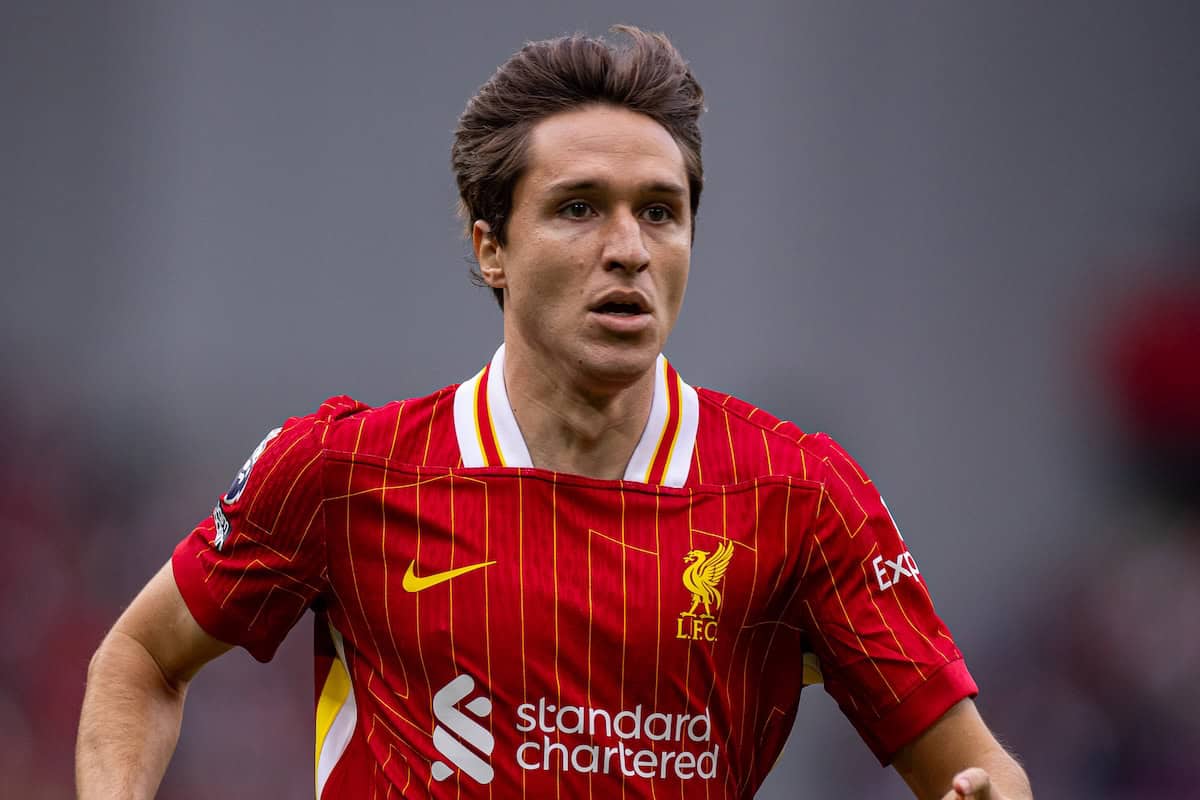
[560,201,594,219]
[641,205,673,223]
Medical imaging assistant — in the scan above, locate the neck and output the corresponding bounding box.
[502,343,656,481]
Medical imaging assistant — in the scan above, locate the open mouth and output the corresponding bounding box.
[594,301,645,316]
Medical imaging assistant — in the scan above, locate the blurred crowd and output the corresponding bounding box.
[0,375,312,798]
[0,375,142,796]
[986,271,1200,797]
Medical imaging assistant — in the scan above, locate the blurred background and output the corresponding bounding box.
[4,1,1199,797]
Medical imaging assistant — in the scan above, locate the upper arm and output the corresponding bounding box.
[891,698,1021,799]
[169,407,347,662]
[798,436,977,760]
[107,561,232,687]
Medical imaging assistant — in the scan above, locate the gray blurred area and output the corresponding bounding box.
[4,2,1200,797]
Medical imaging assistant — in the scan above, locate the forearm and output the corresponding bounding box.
[894,700,1032,800]
[76,630,190,800]
[958,745,1031,800]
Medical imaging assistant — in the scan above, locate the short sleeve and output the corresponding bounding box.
[173,405,335,662]
[798,435,977,763]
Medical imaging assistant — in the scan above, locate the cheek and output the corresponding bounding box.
[509,238,582,309]
[661,246,691,303]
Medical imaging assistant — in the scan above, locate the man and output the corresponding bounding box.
[77,26,1031,799]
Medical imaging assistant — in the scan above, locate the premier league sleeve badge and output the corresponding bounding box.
[222,426,282,506]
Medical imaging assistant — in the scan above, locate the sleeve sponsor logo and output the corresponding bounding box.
[222,426,282,506]
[872,550,920,591]
[212,504,231,551]
[873,496,919,590]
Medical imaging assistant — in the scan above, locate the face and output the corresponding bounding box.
[474,105,692,392]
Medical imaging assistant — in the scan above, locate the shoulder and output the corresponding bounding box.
[294,384,461,465]
[691,386,865,488]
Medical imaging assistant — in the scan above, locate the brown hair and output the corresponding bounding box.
[452,25,705,308]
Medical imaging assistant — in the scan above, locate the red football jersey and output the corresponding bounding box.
[173,345,976,798]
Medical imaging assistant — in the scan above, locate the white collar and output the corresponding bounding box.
[452,344,698,487]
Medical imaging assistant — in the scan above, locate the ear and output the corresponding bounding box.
[472,220,506,289]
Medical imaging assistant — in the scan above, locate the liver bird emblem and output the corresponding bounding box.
[681,540,735,618]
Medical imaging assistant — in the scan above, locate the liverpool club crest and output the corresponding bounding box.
[676,540,734,642]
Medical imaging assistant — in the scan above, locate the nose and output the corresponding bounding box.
[603,210,650,273]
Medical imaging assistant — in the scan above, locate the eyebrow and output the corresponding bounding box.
[546,178,688,198]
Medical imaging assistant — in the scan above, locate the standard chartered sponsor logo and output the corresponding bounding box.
[432,676,719,782]
[515,699,719,780]
[431,674,494,784]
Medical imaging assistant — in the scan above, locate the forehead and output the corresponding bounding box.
[520,105,687,192]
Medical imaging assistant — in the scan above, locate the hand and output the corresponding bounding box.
[942,767,1007,799]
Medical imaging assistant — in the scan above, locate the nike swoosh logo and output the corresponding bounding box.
[402,559,496,592]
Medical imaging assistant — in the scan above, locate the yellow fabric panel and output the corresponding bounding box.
[802,651,824,686]
[314,658,352,782]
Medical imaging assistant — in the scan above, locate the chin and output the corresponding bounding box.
[577,341,659,388]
